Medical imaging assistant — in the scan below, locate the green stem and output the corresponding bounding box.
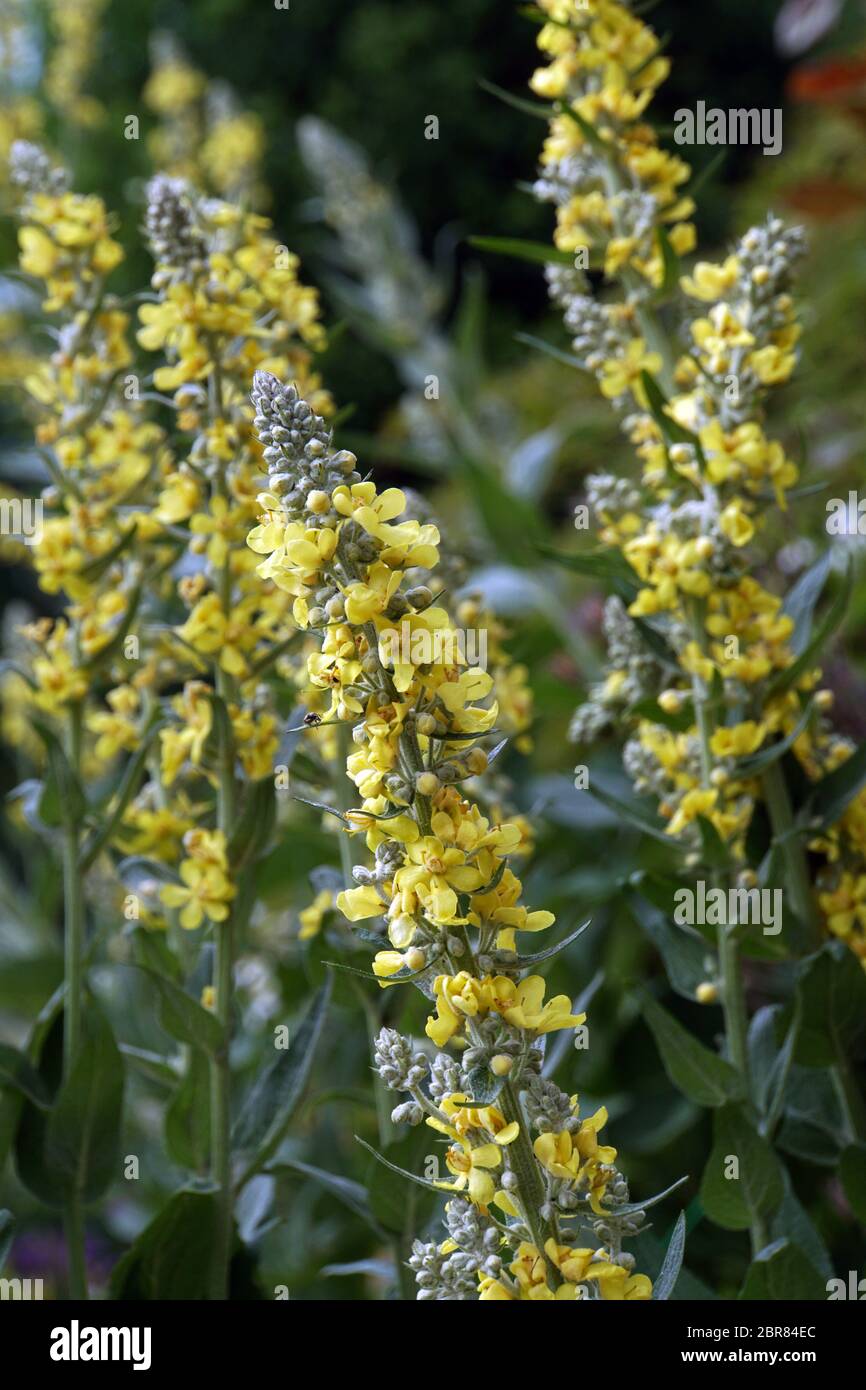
[500,1079,560,1287]
[62,704,88,1300]
[687,608,767,1254]
[210,666,236,1300]
[63,1202,88,1301]
[209,910,234,1299]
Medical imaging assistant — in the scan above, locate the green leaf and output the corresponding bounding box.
[44,1001,125,1203]
[538,543,640,589]
[165,1048,210,1174]
[233,977,331,1159]
[733,699,814,777]
[363,1128,438,1236]
[770,1171,834,1281]
[7,779,57,836]
[478,77,553,120]
[626,613,679,667]
[0,1209,12,1268]
[628,696,692,732]
[586,781,674,846]
[81,583,142,674]
[79,723,166,871]
[747,1005,798,1124]
[116,855,181,897]
[629,893,709,1000]
[687,147,727,201]
[696,815,734,870]
[653,225,680,301]
[514,330,585,372]
[610,1174,688,1219]
[227,776,276,871]
[266,1157,380,1234]
[642,994,744,1107]
[4,986,64,1187]
[0,1042,52,1108]
[80,523,138,582]
[795,942,866,1066]
[459,455,547,567]
[739,1238,826,1301]
[782,551,832,657]
[554,100,606,150]
[14,1007,66,1207]
[119,1044,177,1088]
[652,1210,686,1300]
[110,1189,225,1299]
[840,1144,866,1224]
[640,371,699,445]
[453,264,487,390]
[768,557,851,697]
[142,968,224,1055]
[514,917,592,966]
[806,734,866,831]
[778,1065,845,1167]
[30,718,86,826]
[462,1064,506,1107]
[468,235,574,268]
[699,1104,785,1231]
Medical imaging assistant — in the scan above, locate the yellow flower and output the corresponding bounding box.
[666,787,718,837]
[599,338,662,404]
[439,1142,504,1207]
[680,255,740,301]
[299,889,334,941]
[710,722,766,759]
[489,974,585,1035]
[718,499,755,548]
[160,860,235,930]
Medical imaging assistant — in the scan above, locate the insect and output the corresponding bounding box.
[302,712,323,727]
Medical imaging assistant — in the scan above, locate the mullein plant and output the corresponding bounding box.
[295,117,538,935]
[3,144,335,1298]
[5,140,167,1297]
[247,368,680,1301]
[523,0,866,1277]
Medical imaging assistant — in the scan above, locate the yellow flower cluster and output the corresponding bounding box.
[538,1,866,962]
[7,150,333,944]
[248,368,652,1299]
[6,146,168,791]
[479,1238,651,1301]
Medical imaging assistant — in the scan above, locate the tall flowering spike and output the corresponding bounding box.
[251,369,359,523]
[247,372,655,1300]
[143,174,205,284]
[9,139,68,195]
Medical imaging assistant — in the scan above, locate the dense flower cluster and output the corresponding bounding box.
[6,142,164,774]
[248,369,652,1299]
[6,148,332,916]
[534,0,866,964]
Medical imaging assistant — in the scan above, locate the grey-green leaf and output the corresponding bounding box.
[643,994,744,1107]
[233,976,331,1158]
[44,1001,125,1203]
[700,1103,785,1231]
[652,1210,686,1300]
